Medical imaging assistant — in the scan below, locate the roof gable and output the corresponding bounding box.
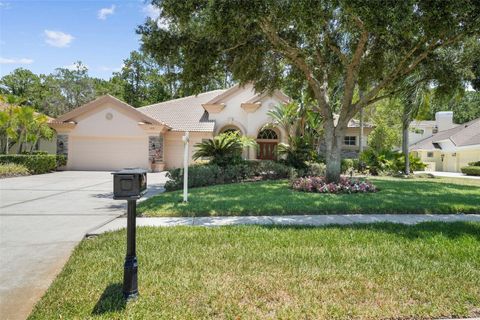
[52,95,167,127]
[410,117,480,150]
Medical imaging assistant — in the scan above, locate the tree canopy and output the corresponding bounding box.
[138,0,480,181]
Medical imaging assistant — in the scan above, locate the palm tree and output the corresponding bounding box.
[193,132,255,167]
[398,74,431,174]
[0,95,24,154]
[266,101,323,168]
[28,113,54,153]
[15,106,35,153]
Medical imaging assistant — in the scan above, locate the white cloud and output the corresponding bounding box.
[44,30,74,48]
[142,4,169,29]
[0,57,34,64]
[142,4,160,20]
[98,5,115,20]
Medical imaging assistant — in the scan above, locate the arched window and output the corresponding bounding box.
[257,129,278,140]
[222,128,240,135]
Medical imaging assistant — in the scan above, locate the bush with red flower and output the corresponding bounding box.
[291,176,377,194]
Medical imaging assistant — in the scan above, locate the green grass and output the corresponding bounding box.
[139,176,480,217]
[29,223,480,319]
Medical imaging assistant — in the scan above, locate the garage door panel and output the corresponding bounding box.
[68,137,148,171]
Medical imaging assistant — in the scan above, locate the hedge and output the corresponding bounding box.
[164,161,293,191]
[461,166,480,176]
[0,154,62,174]
[468,161,480,166]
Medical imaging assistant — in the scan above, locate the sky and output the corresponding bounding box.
[0,0,159,79]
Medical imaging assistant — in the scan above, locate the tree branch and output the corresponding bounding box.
[337,16,369,128]
[350,34,461,118]
[259,18,332,119]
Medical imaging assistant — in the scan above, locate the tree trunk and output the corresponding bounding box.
[5,135,9,154]
[324,124,344,183]
[359,108,364,153]
[402,124,410,174]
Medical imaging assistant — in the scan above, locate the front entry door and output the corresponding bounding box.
[258,142,277,160]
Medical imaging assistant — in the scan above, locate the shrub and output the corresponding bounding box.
[0,163,30,178]
[359,149,426,175]
[468,161,480,166]
[56,155,67,167]
[291,176,377,194]
[0,154,60,174]
[461,166,480,176]
[341,159,355,173]
[256,160,292,180]
[164,161,293,191]
[295,162,326,177]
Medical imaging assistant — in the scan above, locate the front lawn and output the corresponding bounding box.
[139,176,480,217]
[29,223,480,319]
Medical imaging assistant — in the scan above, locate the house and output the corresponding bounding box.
[320,115,374,158]
[410,117,480,172]
[49,84,374,171]
[409,111,458,146]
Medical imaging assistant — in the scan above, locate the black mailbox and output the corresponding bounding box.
[113,169,147,200]
[112,168,147,300]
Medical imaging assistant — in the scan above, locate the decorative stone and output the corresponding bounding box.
[57,135,68,156]
[149,135,163,163]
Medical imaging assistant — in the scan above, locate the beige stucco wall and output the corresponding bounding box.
[415,147,480,173]
[207,85,290,161]
[63,104,156,171]
[210,86,287,139]
[164,131,213,169]
[416,150,442,171]
[457,148,480,169]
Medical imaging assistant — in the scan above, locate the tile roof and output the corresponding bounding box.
[139,89,227,132]
[410,117,480,151]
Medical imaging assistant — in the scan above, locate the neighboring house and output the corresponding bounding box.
[49,84,374,171]
[409,111,458,146]
[410,117,480,172]
[319,115,374,158]
[0,104,57,154]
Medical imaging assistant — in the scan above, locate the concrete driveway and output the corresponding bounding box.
[0,171,167,320]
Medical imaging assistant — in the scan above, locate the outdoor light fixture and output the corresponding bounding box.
[112,168,147,300]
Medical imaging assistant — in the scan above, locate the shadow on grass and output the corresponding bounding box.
[91,283,126,315]
[255,221,480,241]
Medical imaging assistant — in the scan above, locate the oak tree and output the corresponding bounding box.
[137,0,479,181]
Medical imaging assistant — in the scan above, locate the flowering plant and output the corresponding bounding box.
[291,176,377,194]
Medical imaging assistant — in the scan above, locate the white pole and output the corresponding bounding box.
[183,131,189,202]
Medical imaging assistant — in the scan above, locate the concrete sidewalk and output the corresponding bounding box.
[88,214,480,235]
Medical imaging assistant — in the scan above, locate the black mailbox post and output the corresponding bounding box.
[112,168,147,300]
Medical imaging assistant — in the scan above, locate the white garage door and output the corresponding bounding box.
[68,136,149,171]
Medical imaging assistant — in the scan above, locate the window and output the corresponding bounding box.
[257,129,278,140]
[427,152,434,158]
[344,136,356,146]
[222,128,239,135]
